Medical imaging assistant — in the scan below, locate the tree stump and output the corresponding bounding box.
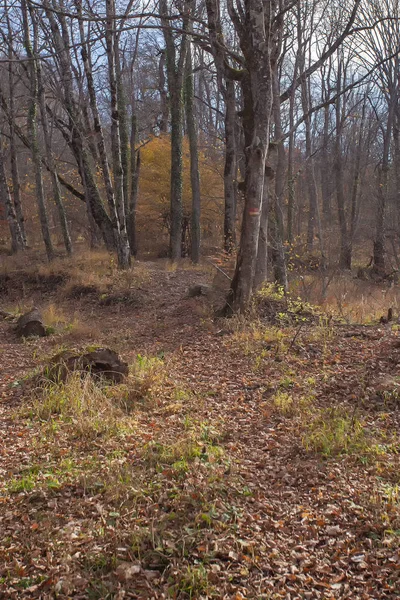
[16,308,46,338]
[46,348,129,383]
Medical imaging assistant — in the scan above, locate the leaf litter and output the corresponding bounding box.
[0,263,400,598]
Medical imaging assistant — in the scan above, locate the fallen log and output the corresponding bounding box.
[16,308,46,338]
[45,348,129,383]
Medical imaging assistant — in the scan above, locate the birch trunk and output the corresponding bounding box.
[0,140,24,253]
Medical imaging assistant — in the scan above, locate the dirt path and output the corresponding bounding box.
[1,264,400,598]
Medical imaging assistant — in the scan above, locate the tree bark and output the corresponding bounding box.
[37,51,73,255]
[105,0,131,268]
[271,69,289,291]
[185,44,201,264]
[22,0,54,261]
[160,0,189,261]
[158,51,169,134]
[0,140,24,253]
[334,58,351,270]
[44,0,116,251]
[6,17,26,247]
[224,80,237,253]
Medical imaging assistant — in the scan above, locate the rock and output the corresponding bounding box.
[373,374,400,398]
[115,562,141,582]
[188,284,212,298]
[45,347,129,383]
[16,308,46,338]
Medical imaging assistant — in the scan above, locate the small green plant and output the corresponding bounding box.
[273,391,294,415]
[172,564,211,599]
[7,474,36,493]
[272,390,313,417]
[302,408,370,457]
[258,282,286,301]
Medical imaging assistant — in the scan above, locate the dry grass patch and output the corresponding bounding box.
[107,353,167,412]
[292,272,400,324]
[28,373,135,440]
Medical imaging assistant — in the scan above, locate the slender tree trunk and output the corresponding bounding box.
[334,61,351,269]
[224,80,237,253]
[185,44,201,263]
[373,114,392,275]
[321,104,332,221]
[44,0,116,250]
[75,4,120,235]
[128,102,140,256]
[350,99,366,242]
[115,49,130,221]
[158,51,169,134]
[7,21,26,247]
[0,140,24,253]
[254,166,274,289]
[105,0,131,268]
[160,0,189,261]
[37,53,73,255]
[22,0,54,261]
[287,89,296,245]
[271,70,288,291]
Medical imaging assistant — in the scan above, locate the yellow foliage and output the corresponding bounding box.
[137,135,224,250]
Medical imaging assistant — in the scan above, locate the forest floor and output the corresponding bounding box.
[1,252,400,599]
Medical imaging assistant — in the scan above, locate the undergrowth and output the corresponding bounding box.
[28,373,133,439]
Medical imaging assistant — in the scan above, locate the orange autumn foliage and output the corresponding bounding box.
[136,135,224,254]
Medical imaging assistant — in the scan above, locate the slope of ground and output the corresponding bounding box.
[1,258,400,599]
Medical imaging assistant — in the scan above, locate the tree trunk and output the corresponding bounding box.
[229,62,273,313]
[185,44,201,264]
[271,70,289,291]
[105,0,131,268]
[44,0,116,251]
[0,140,24,253]
[7,20,26,247]
[373,116,392,275]
[334,61,351,270]
[223,80,237,253]
[37,52,73,255]
[160,0,189,261]
[254,169,272,290]
[321,104,332,221]
[158,51,169,134]
[22,0,54,261]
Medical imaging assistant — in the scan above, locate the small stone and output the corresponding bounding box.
[116,562,141,582]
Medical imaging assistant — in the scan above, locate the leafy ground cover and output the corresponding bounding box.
[1,257,400,598]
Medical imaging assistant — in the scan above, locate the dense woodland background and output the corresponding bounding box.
[4,3,400,597]
[0,0,399,309]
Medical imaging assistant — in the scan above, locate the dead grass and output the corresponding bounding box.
[292,271,400,323]
[28,372,135,439]
[0,248,151,302]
